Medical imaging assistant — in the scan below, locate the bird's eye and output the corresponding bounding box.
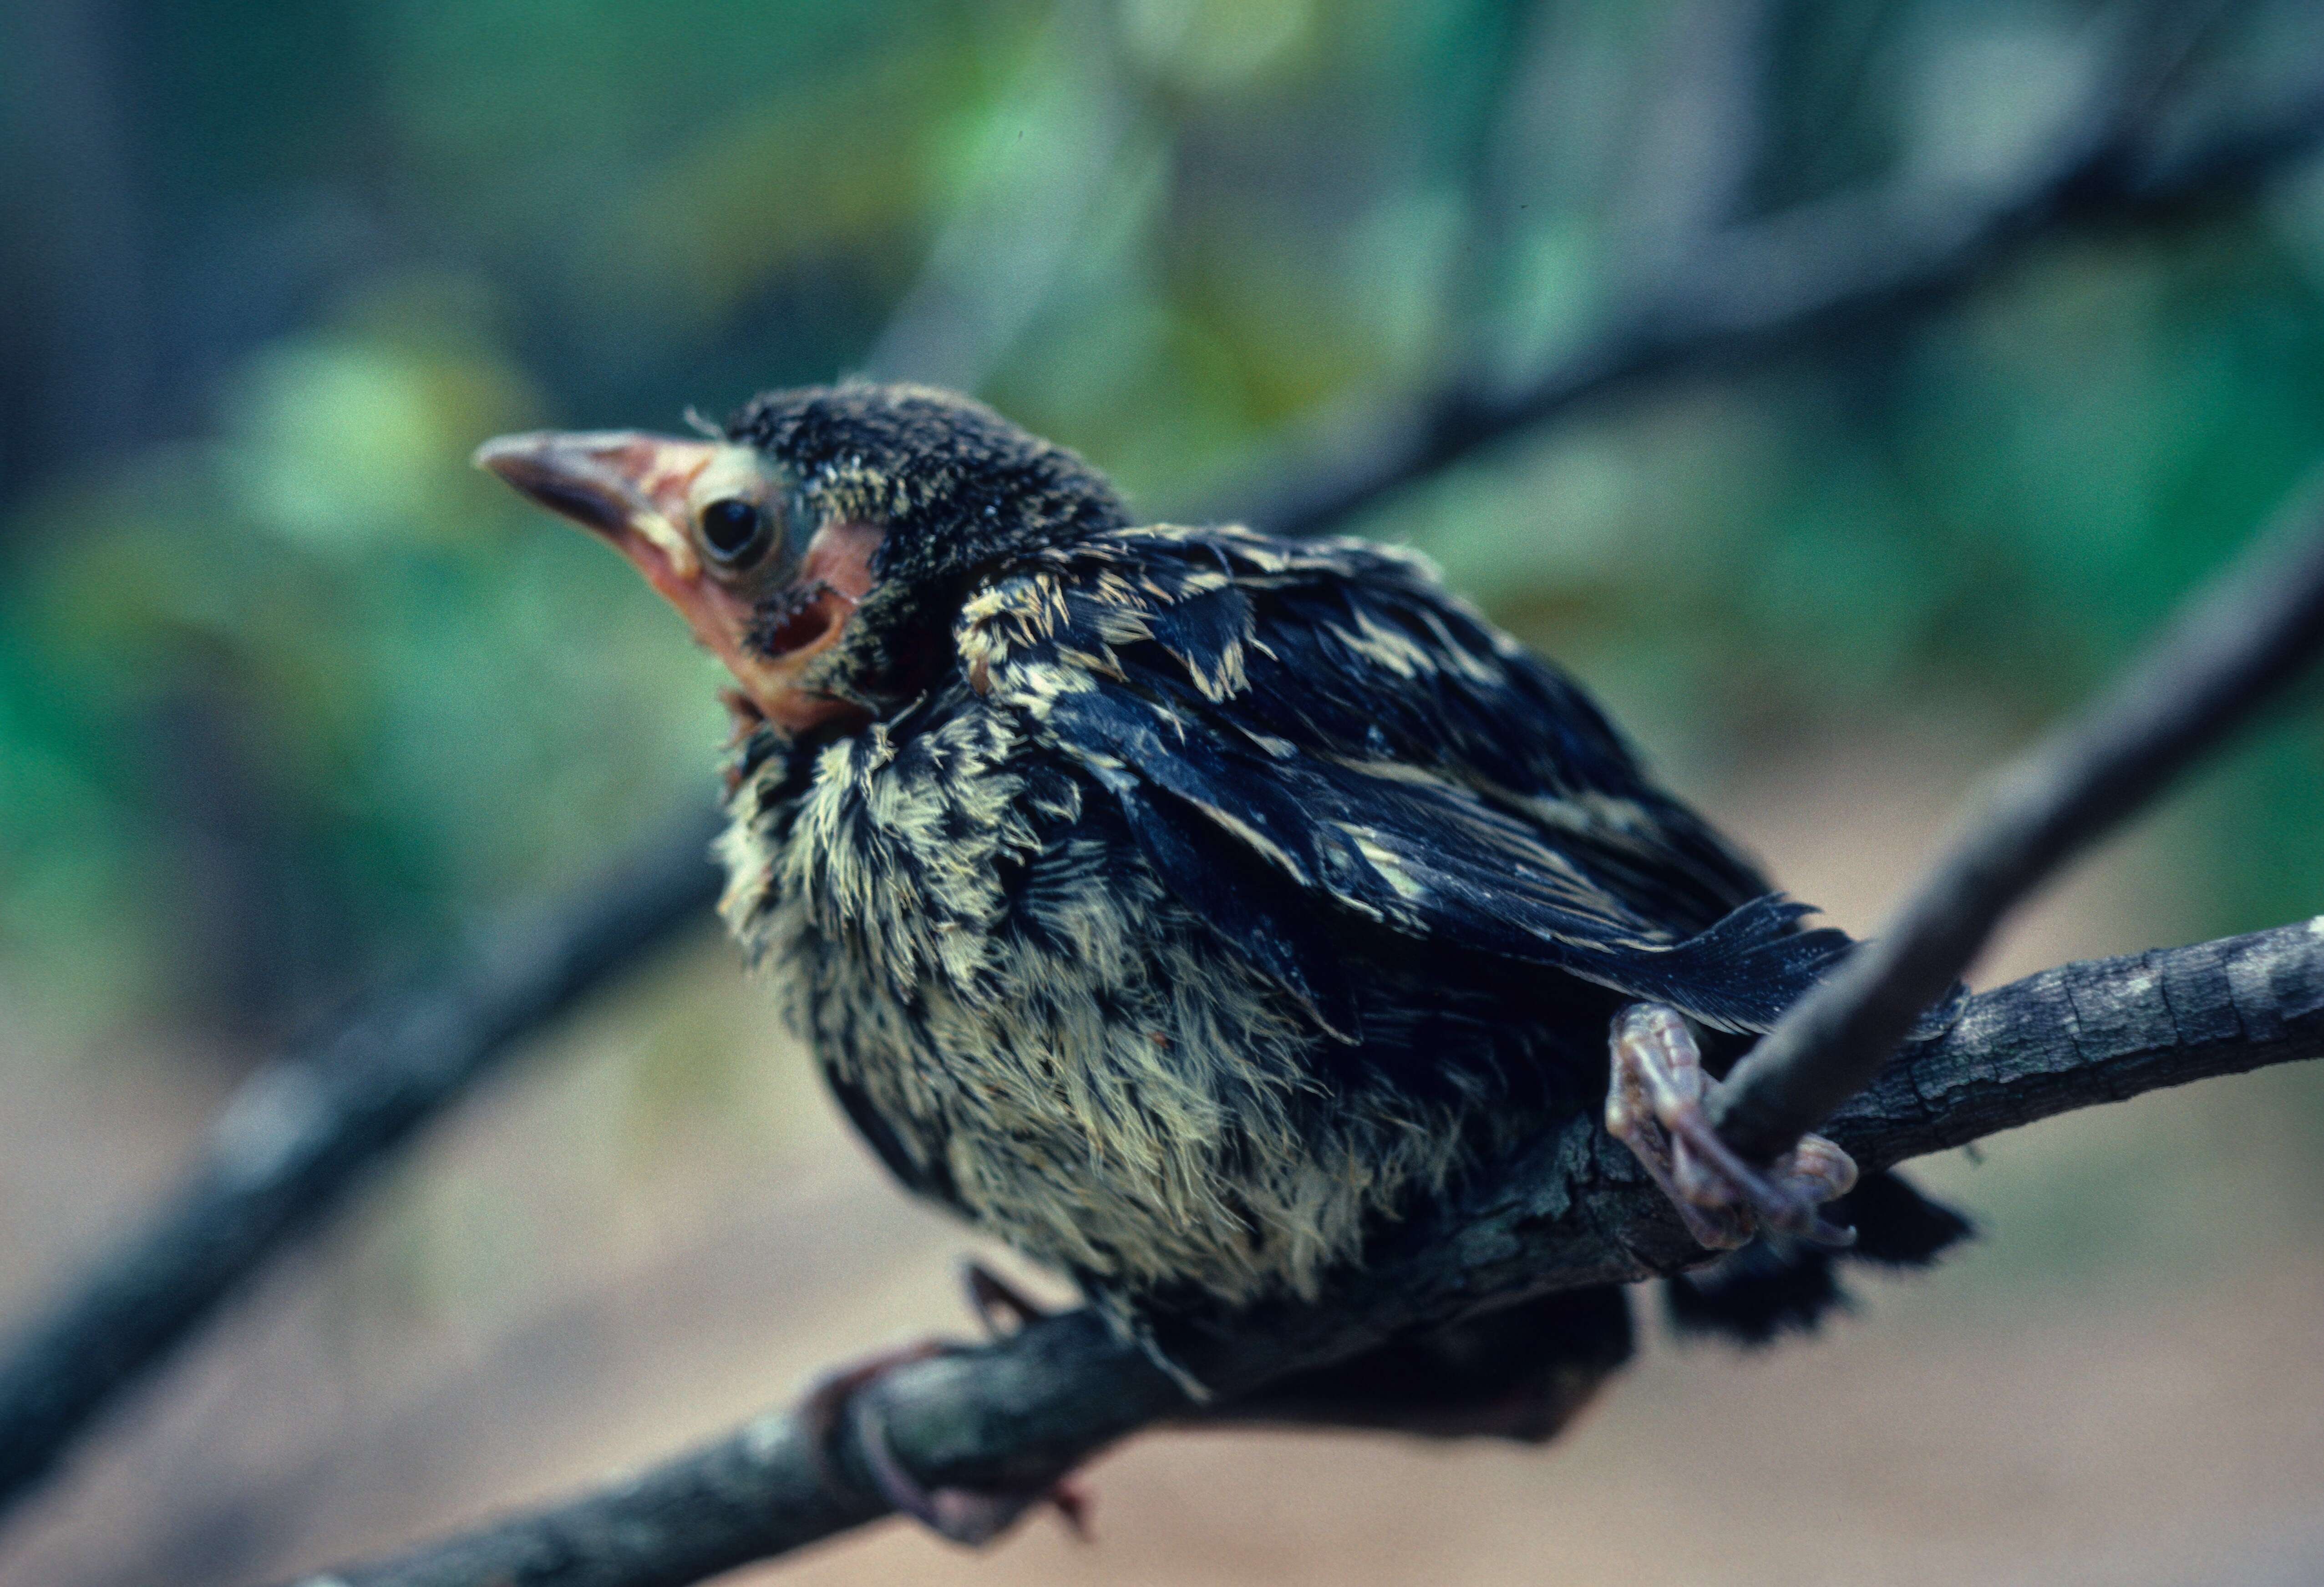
[699,497,771,567]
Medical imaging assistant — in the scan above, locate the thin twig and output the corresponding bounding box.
[1708,478,2324,1161]
[284,917,2324,1587]
[0,809,724,1525]
[1241,30,2323,541]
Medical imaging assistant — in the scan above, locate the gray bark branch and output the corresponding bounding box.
[290,918,2324,1587]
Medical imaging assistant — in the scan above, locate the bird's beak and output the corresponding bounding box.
[475,429,874,736]
[474,428,725,584]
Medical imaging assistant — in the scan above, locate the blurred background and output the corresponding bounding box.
[3,0,2324,1582]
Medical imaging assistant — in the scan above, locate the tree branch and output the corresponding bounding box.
[1240,28,2324,542]
[285,918,2324,1587]
[0,809,724,1525]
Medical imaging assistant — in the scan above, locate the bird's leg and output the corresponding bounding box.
[797,1341,948,1519]
[1605,1003,1857,1250]
[794,1269,1091,1546]
[960,1259,1052,1336]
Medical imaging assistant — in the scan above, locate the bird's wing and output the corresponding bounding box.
[959,524,1854,1041]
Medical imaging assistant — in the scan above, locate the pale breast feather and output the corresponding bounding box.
[718,670,1466,1305]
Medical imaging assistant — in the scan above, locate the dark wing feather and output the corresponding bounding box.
[963,526,1854,1038]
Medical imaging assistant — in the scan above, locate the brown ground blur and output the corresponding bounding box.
[3,716,2322,1587]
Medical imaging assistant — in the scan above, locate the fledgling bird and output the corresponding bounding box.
[478,383,1967,1539]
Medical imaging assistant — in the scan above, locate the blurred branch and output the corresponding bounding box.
[1710,476,2324,1161]
[0,808,724,1527]
[285,916,2324,1587]
[1241,7,2322,539]
[1607,0,1772,275]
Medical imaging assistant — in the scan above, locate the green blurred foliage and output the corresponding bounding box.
[5,0,2324,1048]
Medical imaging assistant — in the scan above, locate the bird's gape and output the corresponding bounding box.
[756,524,882,654]
[731,517,883,733]
[473,428,881,735]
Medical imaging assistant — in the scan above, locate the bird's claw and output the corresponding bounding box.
[849,1388,1091,1545]
[1605,1002,1857,1251]
[797,1275,1090,1546]
[959,1259,1051,1337]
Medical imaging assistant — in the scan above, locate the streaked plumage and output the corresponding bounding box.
[717,516,1890,1313]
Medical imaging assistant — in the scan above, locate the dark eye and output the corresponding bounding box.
[700,497,770,566]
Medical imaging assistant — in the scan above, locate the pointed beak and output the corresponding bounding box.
[472,429,722,589]
[477,427,773,727]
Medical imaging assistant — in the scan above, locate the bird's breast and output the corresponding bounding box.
[714,701,1480,1306]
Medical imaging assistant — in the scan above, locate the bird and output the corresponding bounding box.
[477,382,1969,1541]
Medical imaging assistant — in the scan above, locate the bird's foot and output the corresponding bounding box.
[1605,1002,1857,1250]
[797,1272,1090,1546]
[960,1258,1053,1336]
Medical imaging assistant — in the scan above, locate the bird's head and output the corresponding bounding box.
[476,382,1127,738]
